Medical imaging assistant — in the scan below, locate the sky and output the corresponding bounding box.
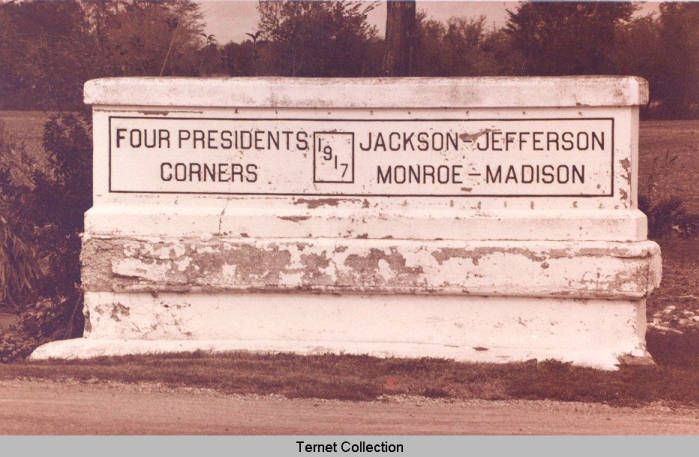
[197,0,661,44]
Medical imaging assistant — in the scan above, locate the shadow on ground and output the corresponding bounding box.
[0,337,697,407]
[647,328,699,367]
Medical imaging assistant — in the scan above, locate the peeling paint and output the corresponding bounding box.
[64,76,659,369]
[138,110,170,116]
[459,128,492,143]
[344,248,422,275]
[110,302,130,321]
[81,237,661,300]
[619,189,629,202]
[278,215,311,222]
[293,198,345,209]
[620,158,632,187]
[431,246,549,265]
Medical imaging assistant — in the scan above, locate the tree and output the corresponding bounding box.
[83,0,206,77]
[505,1,636,75]
[382,0,415,75]
[412,13,515,77]
[0,0,93,110]
[0,0,209,110]
[613,14,662,77]
[222,41,254,76]
[0,112,92,360]
[411,13,445,76]
[612,13,663,112]
[654,2,699,118]
[257,0,378,76]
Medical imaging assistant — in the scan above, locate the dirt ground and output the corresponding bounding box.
[1,379,697,435]
[648,239,699,334]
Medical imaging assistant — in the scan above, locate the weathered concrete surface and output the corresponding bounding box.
[84,76,649,108]
[31,292,650,369]
[91,106,640,212]
[81,236,661,300]
[31,76,660,369]
[85,205,650,241]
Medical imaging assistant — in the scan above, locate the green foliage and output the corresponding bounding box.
[639,151,697,239]
[221,41,257,76]
[82,0,207,76]
[0,113,91,361]
[653,3,699,118]
[413,14,518,76]
[0,0,93,110]
[257,0,379,76]
[639,195,696,239]
[612,4,699,119]
[505,1,636,75]
[0,125,42,309]
[0,0,209,110]
[1,0,698,117]
[0,222,41,309]
[503,1,698,118]
[0,296,78,362]
[612,14,662,81]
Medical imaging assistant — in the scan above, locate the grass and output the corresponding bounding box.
[639,120,699,213]
[1,352,698,406]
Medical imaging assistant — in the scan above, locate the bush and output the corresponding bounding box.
[639,151,697,239]
[0,124,42,309]
[639,195,696,239]
[0,221,41,309]
[0,113,91,361]
[0,296,78,362]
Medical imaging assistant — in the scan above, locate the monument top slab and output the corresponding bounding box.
[84,76,649,109]
[84,76,650,241]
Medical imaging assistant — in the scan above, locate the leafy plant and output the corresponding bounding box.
[0,220,41,310]
[639,195,696,239]
[0,113,91,361]
[639,150,697,239]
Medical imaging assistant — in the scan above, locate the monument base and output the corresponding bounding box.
[31,293,652,370]
[32,236,660,369]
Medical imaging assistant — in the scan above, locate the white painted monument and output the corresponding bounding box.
[31,77,661,369]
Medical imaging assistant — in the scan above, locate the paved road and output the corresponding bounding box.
[0,379,698,434]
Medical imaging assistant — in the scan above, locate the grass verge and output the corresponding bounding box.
[1,349,697,406]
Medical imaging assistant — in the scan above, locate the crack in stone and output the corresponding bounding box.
[217,201,229,235]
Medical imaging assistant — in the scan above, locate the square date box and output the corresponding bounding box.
[313,132,355,184]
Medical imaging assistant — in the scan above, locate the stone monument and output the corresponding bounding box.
[31,77,661,369]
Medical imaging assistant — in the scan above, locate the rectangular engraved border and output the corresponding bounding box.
[107,116,615,197]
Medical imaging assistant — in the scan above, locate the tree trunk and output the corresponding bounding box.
[382,0,416,76]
